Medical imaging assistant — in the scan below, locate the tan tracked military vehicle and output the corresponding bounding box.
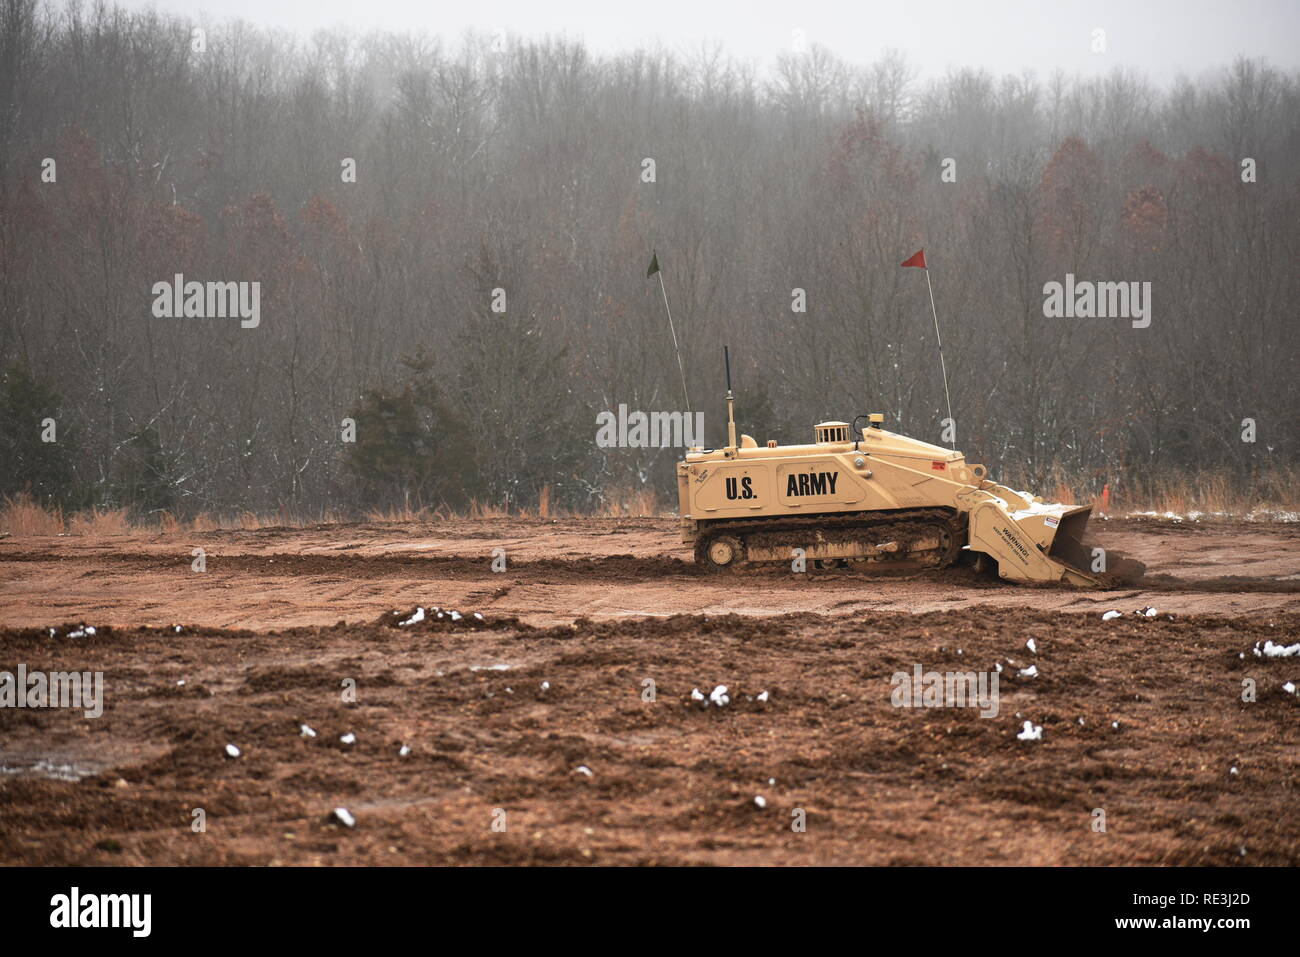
[676,362,1139,587]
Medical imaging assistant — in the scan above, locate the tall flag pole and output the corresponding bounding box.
[902,248,955,450]
[647,249,691,414]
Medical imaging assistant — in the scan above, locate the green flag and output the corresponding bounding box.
[646,250,660,278]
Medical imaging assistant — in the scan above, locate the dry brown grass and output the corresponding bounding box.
[363,504,440,524]
[188,512,221,532]
[0,494,64,535]
[991,464,1299,520]
[594,485,663,517]
[2,469,1293,537]
[355,484,668,523]
[1050,482,1078,507]
[466,499,510,519]
[0,498,371,537]
[1114,466,1299,519]
[66,507,131,536]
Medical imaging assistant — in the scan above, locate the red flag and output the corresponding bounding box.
[901,249,927,269]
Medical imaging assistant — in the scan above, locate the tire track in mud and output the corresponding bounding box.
[0,549,699,583]
[1140,573,1300,593]
[3,548,1296,593]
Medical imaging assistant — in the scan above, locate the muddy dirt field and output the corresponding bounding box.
[1,517,1297,865]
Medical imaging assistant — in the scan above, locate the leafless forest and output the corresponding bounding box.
[1,0,1296,515]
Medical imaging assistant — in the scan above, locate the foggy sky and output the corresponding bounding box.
[117,0,1300,82]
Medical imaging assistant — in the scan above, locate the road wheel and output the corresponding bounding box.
[696,534,745,571]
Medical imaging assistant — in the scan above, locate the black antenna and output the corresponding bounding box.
[723,346,737,449]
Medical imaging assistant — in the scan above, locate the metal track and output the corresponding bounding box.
[693,507,965,572]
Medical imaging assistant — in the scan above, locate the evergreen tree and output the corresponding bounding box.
[0,362,79,507]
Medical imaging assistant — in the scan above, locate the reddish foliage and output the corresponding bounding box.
[219,193,294,269]
[302,194,349,240]
[139,203,206,264]
[1123,140,1169,179]
[1121,186,1167,238]
[1037,137,1102,257]
[826,109,914,194]
[1180,147,1232,188]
